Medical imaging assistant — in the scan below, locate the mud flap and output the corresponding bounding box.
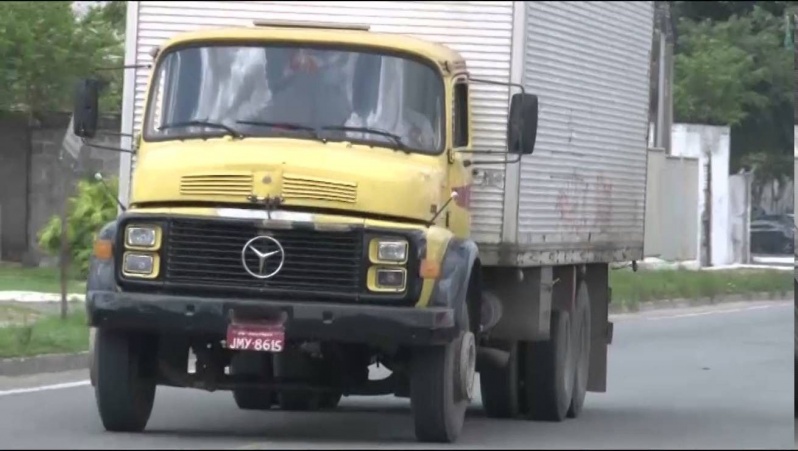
[586,268,610,393]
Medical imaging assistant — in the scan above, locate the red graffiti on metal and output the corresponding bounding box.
[554,173,614,232]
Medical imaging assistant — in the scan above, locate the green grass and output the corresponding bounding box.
[0,308,89,358]
[0,262,85,293]
[610,268,793,308]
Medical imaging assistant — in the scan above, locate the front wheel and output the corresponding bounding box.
[94,328,157,432]
[410,306,475,443]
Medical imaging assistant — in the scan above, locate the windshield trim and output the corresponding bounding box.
[141,39,447,156]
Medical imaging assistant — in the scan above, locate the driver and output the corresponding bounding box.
[262,48,352,128]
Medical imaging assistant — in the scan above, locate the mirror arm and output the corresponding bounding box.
[94,63,153,72]
[93,131,136,138]
[468,154,522,167]
[81,139,136,155]
[468,77,526,96]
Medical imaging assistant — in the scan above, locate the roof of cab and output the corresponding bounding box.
[157,25,466,69]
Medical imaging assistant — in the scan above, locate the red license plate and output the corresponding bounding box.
[226,322,285,353]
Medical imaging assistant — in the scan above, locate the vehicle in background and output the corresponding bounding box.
[750,216,794,255]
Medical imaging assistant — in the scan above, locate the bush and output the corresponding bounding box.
[38,176,119,276]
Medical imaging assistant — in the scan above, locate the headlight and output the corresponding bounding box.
[372,239,408,263]
[122,252,157,277]
[126,225,160,249]
[371,267,407,292]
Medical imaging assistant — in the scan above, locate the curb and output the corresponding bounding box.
[0,292,793,378]
[0,352,89,377]
[608,291,794,314]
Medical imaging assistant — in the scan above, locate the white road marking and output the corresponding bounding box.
[0,380,90,397]
[644,303,789,321]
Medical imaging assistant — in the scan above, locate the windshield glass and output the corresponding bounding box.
[143,44,445,154]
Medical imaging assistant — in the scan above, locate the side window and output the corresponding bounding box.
[453,81,469,148]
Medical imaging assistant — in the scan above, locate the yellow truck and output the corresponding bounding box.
[75,1,654,443]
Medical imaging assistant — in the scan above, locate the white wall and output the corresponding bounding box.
[670,124,732,267]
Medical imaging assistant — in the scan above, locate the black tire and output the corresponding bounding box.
[94,328,157,432]
[524,310,575,422]
[319,392,343,410]
[479,341,520,419]
[275,351,321,412]
[410,303,473,443]
[567,281,591,419]
[230,353,275,411]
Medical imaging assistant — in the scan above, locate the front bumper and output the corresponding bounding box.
[87,290,457,346]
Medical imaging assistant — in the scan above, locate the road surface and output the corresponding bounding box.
[0,300,793,449]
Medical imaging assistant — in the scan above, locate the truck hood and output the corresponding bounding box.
[131,138,447,223]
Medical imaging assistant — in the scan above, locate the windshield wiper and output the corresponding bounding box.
[235,121,322,140]
[160,120,244,139]
[320,126,408,151]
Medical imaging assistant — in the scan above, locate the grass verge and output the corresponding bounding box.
[0,307,88,358]
[610,268,793,308]
[0,262,85,294]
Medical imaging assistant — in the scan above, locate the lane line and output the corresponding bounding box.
[644,303,789,321]
[0,380,90,397]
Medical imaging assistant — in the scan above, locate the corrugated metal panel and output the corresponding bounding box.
[125,1,514,242]
[515,1,653,263]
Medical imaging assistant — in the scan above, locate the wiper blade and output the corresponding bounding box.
[160,120,244,139]
[320,126,408,151]
[236,121,322,140]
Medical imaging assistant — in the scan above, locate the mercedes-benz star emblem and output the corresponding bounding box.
[241,236,286,279]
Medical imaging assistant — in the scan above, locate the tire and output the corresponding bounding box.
[410,303,474,443]
[524,309,575,422]
[276,351,321,412]
[567,281,591,419]
[319,392,343,410]
[230,353,275,411]
[88,327,97,387]
[94,328,157,432]
[479,341,520,419]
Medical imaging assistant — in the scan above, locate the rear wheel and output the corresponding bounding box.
[567,281,591,418]
[230,352,275,411]
[275,351,322,411]
[94,328,157,432]
[523,310,575,422]
[479,341,520,419]
[410,303,474,443]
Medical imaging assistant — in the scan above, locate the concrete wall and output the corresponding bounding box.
[644,148,699,261]
[670,123,732,267]
[0,113,120,265]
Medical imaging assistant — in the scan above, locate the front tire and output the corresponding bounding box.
[94,328,157,432]
[410,305,474,443]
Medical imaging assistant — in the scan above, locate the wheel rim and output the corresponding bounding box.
[458,331,477,401]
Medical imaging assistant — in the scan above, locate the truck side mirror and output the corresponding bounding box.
[507,93,538,155]
[73,78,101,139]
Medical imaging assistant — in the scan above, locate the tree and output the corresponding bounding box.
[0,1,124,116]
[671,2,794,178]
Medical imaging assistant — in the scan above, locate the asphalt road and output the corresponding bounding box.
[0,300,793,449]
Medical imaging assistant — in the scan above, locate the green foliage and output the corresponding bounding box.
[0,1,125,115]
[38,177,119,276]
[672,3,794,175]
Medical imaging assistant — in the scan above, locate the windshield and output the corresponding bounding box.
[143,43,445,154]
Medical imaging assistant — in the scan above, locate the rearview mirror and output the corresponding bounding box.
[507,93,538,155]
[73,78,101,139]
